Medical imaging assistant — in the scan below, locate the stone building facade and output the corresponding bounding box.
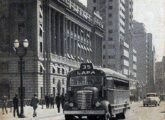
[0,0,103,99]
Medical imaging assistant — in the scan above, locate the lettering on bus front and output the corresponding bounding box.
[77,70,96,76]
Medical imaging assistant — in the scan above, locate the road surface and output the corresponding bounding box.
[0,101,165,120]
[54,101,165,120]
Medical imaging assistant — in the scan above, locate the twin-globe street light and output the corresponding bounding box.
[13,39,29,118]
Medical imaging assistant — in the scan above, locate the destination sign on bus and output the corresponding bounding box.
[77,70,96,76]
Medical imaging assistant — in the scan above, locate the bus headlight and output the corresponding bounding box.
[69,102,74,107]
[95,101,101,107]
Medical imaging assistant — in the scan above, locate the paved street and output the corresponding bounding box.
[0,102,165,120]
[125,101,165,120]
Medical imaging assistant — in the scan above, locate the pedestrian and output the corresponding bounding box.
[50,94,55,109]
[1,95,8,114]
[55,94,61,113]
[61,94,65,109]
[45,95,49,109]
[13,94,19,117]
[48,95,51,108]
[30,94,39,117]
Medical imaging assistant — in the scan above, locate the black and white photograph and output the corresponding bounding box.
[0,0,165,120]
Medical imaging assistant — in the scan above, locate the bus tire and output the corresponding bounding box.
[87,115,96,120]
[120,112,126,119]
[105,112,111,120]
[116,112,125,119]
[65,115,73,120]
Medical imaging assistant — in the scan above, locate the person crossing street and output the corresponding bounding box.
[55,94,61,113]
[1,95,8,114]
[31,94,39,117]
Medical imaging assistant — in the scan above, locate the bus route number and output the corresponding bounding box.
[80,63,93,70]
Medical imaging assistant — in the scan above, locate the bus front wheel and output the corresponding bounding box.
[65,115,73,120]
[102,112,111,120]
[87,115,96,120]
[116,112,125,119]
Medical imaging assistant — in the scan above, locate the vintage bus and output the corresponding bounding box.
[64,63,130,120]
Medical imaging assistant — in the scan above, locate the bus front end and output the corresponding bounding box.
[64,64,107,120]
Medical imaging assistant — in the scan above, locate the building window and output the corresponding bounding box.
[103,55,106,59]
[53,77,55,84]
[40,66,43,73]
[93,0,96,3]
[40,42,43,53]
[58,68,60,74]
[18,23,25,34]
[69,67,71,72]
[39,5,43,18]
[109,13,112,17]
[93,7,96,11]
[17,4,24,17]
[52,68,55,73]
[39,28,43,37]
[103,45,106,49]
[108,37,113,41]
[109,30,113,33]
[109,6,113,9]
[62,69,64,74]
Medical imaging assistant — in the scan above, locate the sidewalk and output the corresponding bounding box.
[0,105,64,120]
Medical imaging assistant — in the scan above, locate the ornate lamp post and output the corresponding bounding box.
[13,39,29,118]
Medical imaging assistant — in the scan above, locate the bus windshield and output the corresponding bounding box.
[70,76,104,86]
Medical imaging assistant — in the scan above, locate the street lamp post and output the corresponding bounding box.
[13,39,29,118]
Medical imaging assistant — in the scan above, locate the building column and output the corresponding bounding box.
[57,13,61,55]
[51,11,56,54]
[69,21,71,55]
[64,19,68,57]
[73,23,75,57]
[75,24,78,60]
[61,15,65,56]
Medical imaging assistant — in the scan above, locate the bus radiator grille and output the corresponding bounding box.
[77,90,93,109]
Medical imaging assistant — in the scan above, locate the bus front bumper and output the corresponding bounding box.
[64,110,105,115]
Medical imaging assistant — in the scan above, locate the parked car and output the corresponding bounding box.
[143,93,160,107]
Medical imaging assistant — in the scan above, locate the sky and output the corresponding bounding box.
[78,0,165,61]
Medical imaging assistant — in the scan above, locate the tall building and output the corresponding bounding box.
[146,33,155,92]
[133,21,147,85]
[125,0,136,79]
[0,0,104,99]
[155,57,165,94]
[133,21,155,92]
[87,0,136,78]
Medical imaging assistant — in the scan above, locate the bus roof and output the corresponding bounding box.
[96,67,128,80]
